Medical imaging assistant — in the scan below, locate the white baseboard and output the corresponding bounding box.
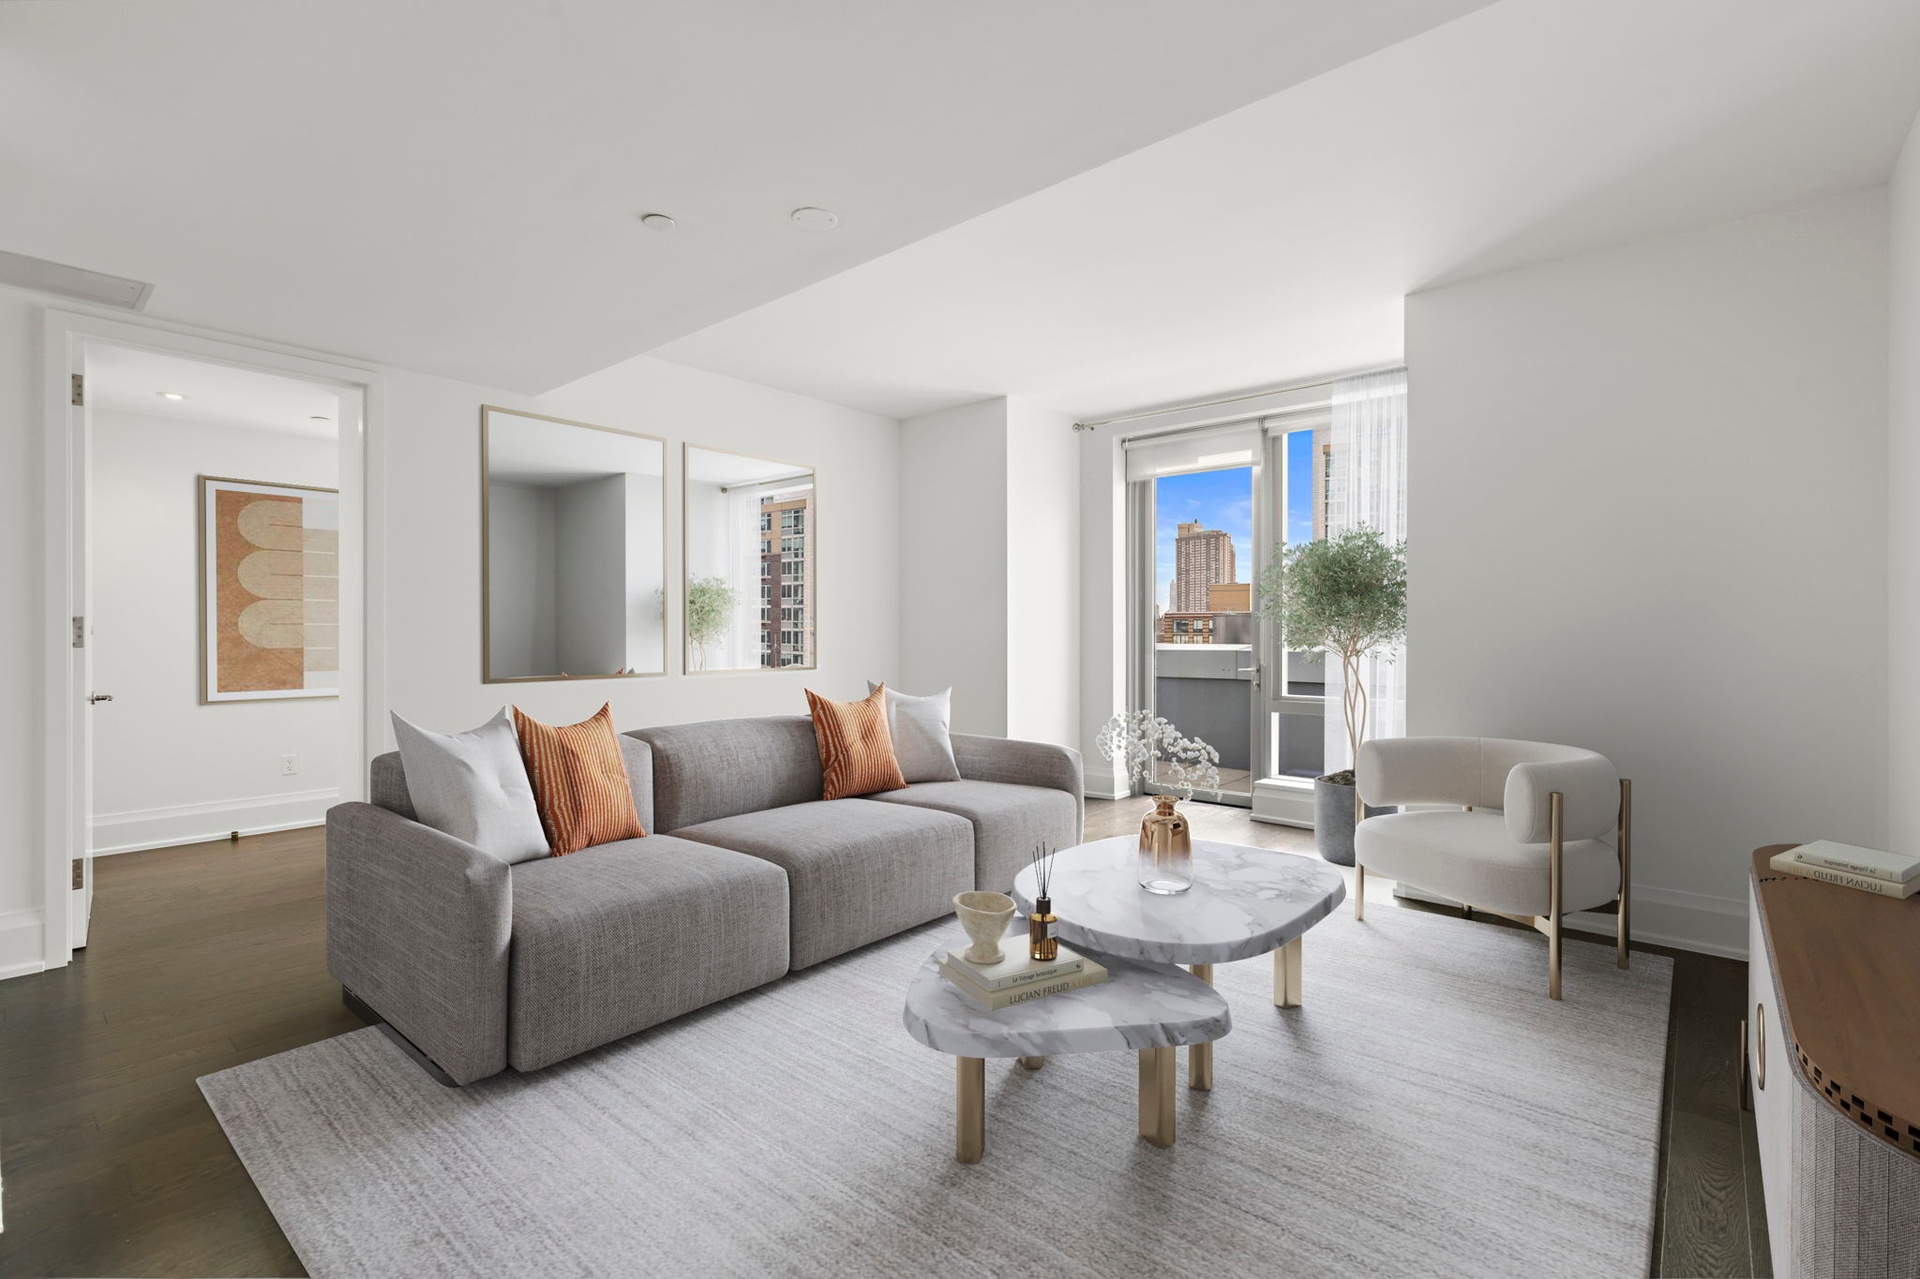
[1251,776,1315,828]
[1082,765,1129,801]
[0,908,46,980]
[91,788,337,856]
[1389,881,1747,960]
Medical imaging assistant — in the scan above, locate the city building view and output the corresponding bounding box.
[757,490,813,668]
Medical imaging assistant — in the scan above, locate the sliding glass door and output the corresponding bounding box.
[1126,414,1328,809]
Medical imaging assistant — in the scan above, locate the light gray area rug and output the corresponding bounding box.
[201,903,1671,1279]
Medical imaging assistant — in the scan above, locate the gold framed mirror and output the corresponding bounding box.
[481,406,667,682]
[683,444,816,672]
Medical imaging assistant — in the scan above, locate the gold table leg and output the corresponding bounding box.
[1274,937,1303,1007]
[1138,1046,1176,1148]
[1187,963,1214,1090]
[956,1057,985,1163]
[1017,1056,1045,1070]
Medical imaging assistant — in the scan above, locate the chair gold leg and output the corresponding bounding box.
[1548,791,1564,1001]
[1187,964,1214,1090]
[1274,937,1302,1007]
[1138,1047,1176,1148]
[956,1057,985,1163]
[1017,1056,1045,1070]
[1354,862,1365,921]
[1617,778,1632,970]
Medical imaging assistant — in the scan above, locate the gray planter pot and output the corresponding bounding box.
[1313,777,1391,867]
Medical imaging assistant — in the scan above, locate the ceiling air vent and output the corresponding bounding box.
[0,248,152,310]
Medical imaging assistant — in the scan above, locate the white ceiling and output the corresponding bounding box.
[486,408,664,486]
[686,446,813,488]
[0,0,1494,394]
[653,0,1920,420]
[87,345,342,438]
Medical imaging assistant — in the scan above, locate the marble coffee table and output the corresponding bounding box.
[1011,835,1346,1090]
[901,922,1229,1162]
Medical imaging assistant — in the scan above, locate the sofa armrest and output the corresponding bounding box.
[949,734,1085,843]
[324,802,513,1084]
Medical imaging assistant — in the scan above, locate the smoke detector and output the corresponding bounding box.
[789,207,839,231]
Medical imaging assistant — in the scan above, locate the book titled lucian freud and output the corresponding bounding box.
[1787,840,1920,886]
[1770,847,1920,899]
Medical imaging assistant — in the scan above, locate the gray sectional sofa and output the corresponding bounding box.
[325,714,1082,1084]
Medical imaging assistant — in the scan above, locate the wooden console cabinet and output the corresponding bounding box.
[1746,846,1920,1277]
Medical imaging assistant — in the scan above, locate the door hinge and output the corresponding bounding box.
[70,373,84,407]
[72,858,83,889]
[72,616,85,648]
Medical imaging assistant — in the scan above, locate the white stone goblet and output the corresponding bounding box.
[953,891,1017,965]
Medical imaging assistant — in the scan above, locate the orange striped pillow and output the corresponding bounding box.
[805,686,909,801]
[512,703,647,855]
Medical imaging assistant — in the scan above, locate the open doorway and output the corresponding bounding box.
[87,348,345,881]
[43,316,375,961]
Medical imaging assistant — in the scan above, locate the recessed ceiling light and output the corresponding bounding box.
[790,206,839,231]
[310,415,332,421]
[157,391,186,401]
[637,212,676,231]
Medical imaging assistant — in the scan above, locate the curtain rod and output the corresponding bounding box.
[1071,377,1336,432]
[1071,365,1403,432]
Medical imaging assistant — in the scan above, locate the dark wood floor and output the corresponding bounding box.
[0,803,1767,1278]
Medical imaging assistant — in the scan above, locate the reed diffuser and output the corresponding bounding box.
[1027,843,1058,962]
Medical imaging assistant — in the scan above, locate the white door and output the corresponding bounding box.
[67,347,96,948]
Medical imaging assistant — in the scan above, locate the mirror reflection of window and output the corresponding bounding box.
[684,445,816,672]
[481,407,667,682]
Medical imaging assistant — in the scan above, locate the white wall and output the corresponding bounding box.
[1005,400,1080,747]
[1889,113,1920,851]
[381,352,900,739]
[554,474,628,676]
[486,480,559,677]
[0,284,901,977]
[1405,189,1891,958]
[88,411,341,853]
[0,292,46,973]
[896,394,1082,746]
[898,399,1010,734]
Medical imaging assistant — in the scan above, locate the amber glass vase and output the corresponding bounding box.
[1138,796,1193,894]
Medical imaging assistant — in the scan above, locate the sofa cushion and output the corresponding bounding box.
[1354,810,1620,917]
[867,682,961,783]
[805,686,908,800]
[513,703,647,854]
[371,733,656,834]
[867,780,1078,894]
[634,717,822,831]
[506,834,789,1072]
[388,708,549,864]
[672,800,973,969]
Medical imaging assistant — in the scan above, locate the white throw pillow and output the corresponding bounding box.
[390,709,550,863]
[866,682,961,783]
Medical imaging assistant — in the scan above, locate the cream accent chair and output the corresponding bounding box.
[1352,737,1632,1000]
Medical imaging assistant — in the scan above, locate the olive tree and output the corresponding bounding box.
[1255,527,1407,776]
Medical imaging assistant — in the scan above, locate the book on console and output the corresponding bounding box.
[936,943,1086,991]
[1770,850,1920,899]
[1787,840,1920,886]
[938,956,1108,1012]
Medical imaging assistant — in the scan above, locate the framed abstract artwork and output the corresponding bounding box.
[200,475,340,702]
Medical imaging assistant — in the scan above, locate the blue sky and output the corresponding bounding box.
[1154,434,1314,610]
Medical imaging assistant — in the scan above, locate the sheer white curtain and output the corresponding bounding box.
[1323,367,1408,774]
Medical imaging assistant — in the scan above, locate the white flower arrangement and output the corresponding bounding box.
[1095,711,1221,801]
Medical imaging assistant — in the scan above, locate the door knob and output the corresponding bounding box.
[87,693,113,704]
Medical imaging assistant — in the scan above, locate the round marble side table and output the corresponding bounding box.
[1012,835,1346,1090]
[901,922,1229,1162]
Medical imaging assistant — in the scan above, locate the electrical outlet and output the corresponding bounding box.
[281,754,298,776]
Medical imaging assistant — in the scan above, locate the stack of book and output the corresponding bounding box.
[938,943,1108,1012]
[1770,840,1920,899]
